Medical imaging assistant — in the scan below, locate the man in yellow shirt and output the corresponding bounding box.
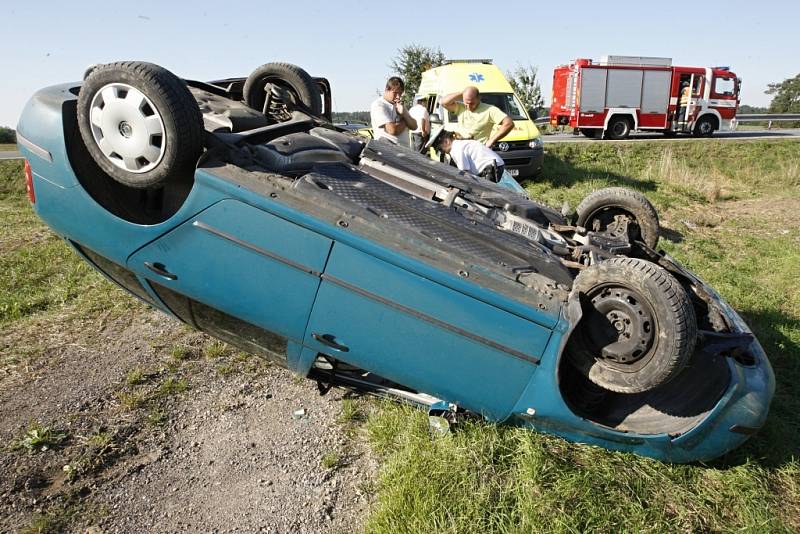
[441,86,514,148]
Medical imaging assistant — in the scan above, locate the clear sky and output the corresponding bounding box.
[2,0,798,127]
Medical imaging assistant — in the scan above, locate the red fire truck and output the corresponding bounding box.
[550,55,741,139]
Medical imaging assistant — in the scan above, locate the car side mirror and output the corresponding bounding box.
[527,107,539,120]
[430,112,442,124]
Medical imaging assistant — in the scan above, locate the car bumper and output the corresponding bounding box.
[498,146,543,179]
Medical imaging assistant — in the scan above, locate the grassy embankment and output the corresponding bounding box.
[360,140,800,533]
[1,140,799,532]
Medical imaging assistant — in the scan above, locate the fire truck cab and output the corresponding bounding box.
[550,56,741,139]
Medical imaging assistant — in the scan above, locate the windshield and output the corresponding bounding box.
[448,92,529,121]
[714,76,736,97]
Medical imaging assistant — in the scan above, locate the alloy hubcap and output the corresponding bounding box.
[88,83,166,173]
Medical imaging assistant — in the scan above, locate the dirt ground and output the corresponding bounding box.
[0,306,376,533]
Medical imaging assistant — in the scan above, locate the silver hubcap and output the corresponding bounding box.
[89,83,166,173]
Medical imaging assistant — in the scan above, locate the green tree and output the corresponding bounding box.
[389,44,446,105]
[766,73,800,113]
[0,126,15,144]
[506,64,544,117]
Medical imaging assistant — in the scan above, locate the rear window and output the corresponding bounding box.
[74,244,157,306]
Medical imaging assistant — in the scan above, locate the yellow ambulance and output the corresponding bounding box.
[417,59,543,178]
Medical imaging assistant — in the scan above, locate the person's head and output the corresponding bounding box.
[434,130,456,153]
[414,95,428,107]
[462,86,480,111]
[384,77,405,102]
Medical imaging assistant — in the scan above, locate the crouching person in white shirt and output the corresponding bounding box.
[433,130,505,181]
[432,130,528,197]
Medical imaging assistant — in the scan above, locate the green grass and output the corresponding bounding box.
[361,139,800,533]
[10,421,68,452]
[0,143,17,151]
[0,160,142,375]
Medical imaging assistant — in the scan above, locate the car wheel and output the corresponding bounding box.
[243,62,322,117]
[567,257,697,394]
[693,116,716,137]
[576,187,660,248]
[77,61,204,189]
[605,116,632,140]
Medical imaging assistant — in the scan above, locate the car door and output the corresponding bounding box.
[303,243,552,421]
[127,199,333,364]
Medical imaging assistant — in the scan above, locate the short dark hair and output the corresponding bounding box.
[385,76,405,92]
[434,130,455,151]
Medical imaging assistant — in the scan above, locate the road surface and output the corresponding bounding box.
[2,129,798,161]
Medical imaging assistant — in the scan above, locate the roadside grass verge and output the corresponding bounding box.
[0,160,141,376]
[0,143,17,151]
[362,140,800,533]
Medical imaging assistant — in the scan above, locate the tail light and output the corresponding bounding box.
[24,159,36,204]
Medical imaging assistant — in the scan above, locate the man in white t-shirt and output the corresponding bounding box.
[433,130,505,182]
[408,95,430,152]
[370,76,417,146]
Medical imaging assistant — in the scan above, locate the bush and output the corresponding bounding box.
[0,127,16,144]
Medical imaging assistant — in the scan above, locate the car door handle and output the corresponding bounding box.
[312,333,349,352]
[144,261,177,280]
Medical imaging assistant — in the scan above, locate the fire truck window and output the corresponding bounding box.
[692,76,704,96]
[714,77,735,96]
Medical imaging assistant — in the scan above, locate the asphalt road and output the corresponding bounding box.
[2,129,798,161]
[544,128,800,143]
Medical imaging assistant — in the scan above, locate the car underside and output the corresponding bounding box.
[16,61,774,462]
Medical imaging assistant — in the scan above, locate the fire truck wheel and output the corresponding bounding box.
[693,116,717,137]
[605,116,632,140]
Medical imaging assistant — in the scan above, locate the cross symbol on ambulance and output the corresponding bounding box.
[468,73,484,82]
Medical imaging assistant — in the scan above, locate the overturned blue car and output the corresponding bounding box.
[16,61,773,462]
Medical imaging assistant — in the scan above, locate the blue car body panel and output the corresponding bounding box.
[16,80,775,463]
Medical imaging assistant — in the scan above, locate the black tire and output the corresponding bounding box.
[566,257,697,393]
[580,128,602,139]
[243,63,322,116]
[77,61,204,189]
[576,187,660,248]
[605,116,632,140]
[693,116,716,137]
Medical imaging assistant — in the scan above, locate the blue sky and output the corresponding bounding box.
[2,0,798,127]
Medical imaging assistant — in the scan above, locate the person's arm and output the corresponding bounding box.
[485,115,514,147]
[394,100,417,131]
[421,116,430,137]
[440,91,463,113]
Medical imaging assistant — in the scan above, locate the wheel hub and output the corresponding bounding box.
[584,286,655,365]
[88,83,166,174]
[118,121,133,138]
